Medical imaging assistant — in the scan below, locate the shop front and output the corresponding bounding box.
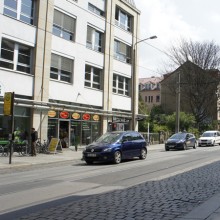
[108,116,130,132]
[48,110,101,147]
[0,104,31,142]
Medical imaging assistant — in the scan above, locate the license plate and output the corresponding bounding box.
[87,153,96,157]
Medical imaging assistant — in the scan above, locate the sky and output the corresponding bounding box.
[135,0,220,78]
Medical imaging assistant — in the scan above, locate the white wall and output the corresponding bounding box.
[112,94,131,110]
[0,69,33,95]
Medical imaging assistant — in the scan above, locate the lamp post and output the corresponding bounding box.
[132,35,157,130]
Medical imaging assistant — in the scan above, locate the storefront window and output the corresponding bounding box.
[91,122,100,141]
[82,121,91,145]
[0,105,30,141]
[71,121,80,146]
[48,119,58,140]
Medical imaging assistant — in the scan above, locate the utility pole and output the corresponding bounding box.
[175,72,180,133]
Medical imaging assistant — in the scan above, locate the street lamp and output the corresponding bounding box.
[132,35,157,130]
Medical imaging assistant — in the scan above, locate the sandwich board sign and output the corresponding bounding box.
[48,138,62,154]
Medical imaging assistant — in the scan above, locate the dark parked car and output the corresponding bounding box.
[82,131,147,164]
[165,132,197,151]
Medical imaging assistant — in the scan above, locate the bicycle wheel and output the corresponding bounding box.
[0,146,4,156]
[21,144,29,156]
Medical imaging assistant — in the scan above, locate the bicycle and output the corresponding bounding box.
[36,139,50,154]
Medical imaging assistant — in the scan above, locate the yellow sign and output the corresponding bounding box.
[48,138,62,153]
[3,92,13,116]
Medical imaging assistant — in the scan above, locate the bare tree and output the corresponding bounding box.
[161,38,220,129]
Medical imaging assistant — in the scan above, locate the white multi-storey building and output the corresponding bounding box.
[0,0,140,146]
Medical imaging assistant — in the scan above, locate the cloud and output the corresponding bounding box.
[135,0,210,77]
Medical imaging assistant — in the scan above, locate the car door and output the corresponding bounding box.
[216,132,220,144]
[121,133,133,159]
[185,134,193,147]
[131,132,143,156]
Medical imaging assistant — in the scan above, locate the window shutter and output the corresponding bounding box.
[87,26,93,43]
[63,14,75,32]
[119,42,126,55]
[61,57,72,72]
[54,10,62,27]
[51,54,59,69]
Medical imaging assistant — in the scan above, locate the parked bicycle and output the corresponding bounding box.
[36,139,50,154]
[0,141,30,156]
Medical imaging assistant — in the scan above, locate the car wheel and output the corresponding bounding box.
[193,142,197,149]
[85,159,93,165]
[165,147,169,151]
[183,143,187,150]
[212,141,215,146]
[113,151,121,164]
[139,148,147,159]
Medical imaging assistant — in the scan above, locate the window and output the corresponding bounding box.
[86,26,103,52]
[156,95,160,102]
[85,65,102,90]
[50,54,73,83]
[148,96,153,103]
[113,74,130,96]
[114,40,131,64]
[145,96,147,102]
[3,0,34,25]
[115,7,132,32]
[53,10,76,41]
[0,38,32,74]
[88,3,104,16]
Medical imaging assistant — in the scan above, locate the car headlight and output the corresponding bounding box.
[103,148,112,152]
[177,140,184,143]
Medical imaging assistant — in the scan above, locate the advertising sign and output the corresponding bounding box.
[48,138,62,153]
[3,92,14,116]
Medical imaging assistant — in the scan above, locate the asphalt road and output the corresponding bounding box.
[1,145,220,220]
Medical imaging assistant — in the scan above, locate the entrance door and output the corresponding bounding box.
[59,120,69,148]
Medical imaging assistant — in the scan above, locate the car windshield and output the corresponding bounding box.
[95,132,122,144]
[169,133,186,140]
[202,132,215,137]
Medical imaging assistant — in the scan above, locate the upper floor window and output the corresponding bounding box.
[145,96,147,102]
[156,95,160,102]
[113,74,130,96]
[114,40,131,64]
[50,54,73,83]
[88,3,104,17]
[115,7,132,32]
[148,96,153,103]
[0,38,32,74]
[86,26,104,52]
[85,65,102,90]
[53,10,76,41]
[4,0,34,25]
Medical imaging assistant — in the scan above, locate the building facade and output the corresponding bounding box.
[0,0,140,146]
[139,76,163,111]
[160,61,220,129]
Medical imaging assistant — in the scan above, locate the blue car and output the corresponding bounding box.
[82,131,147,164]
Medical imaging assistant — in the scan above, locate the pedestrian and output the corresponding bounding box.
[31,128,38,156]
